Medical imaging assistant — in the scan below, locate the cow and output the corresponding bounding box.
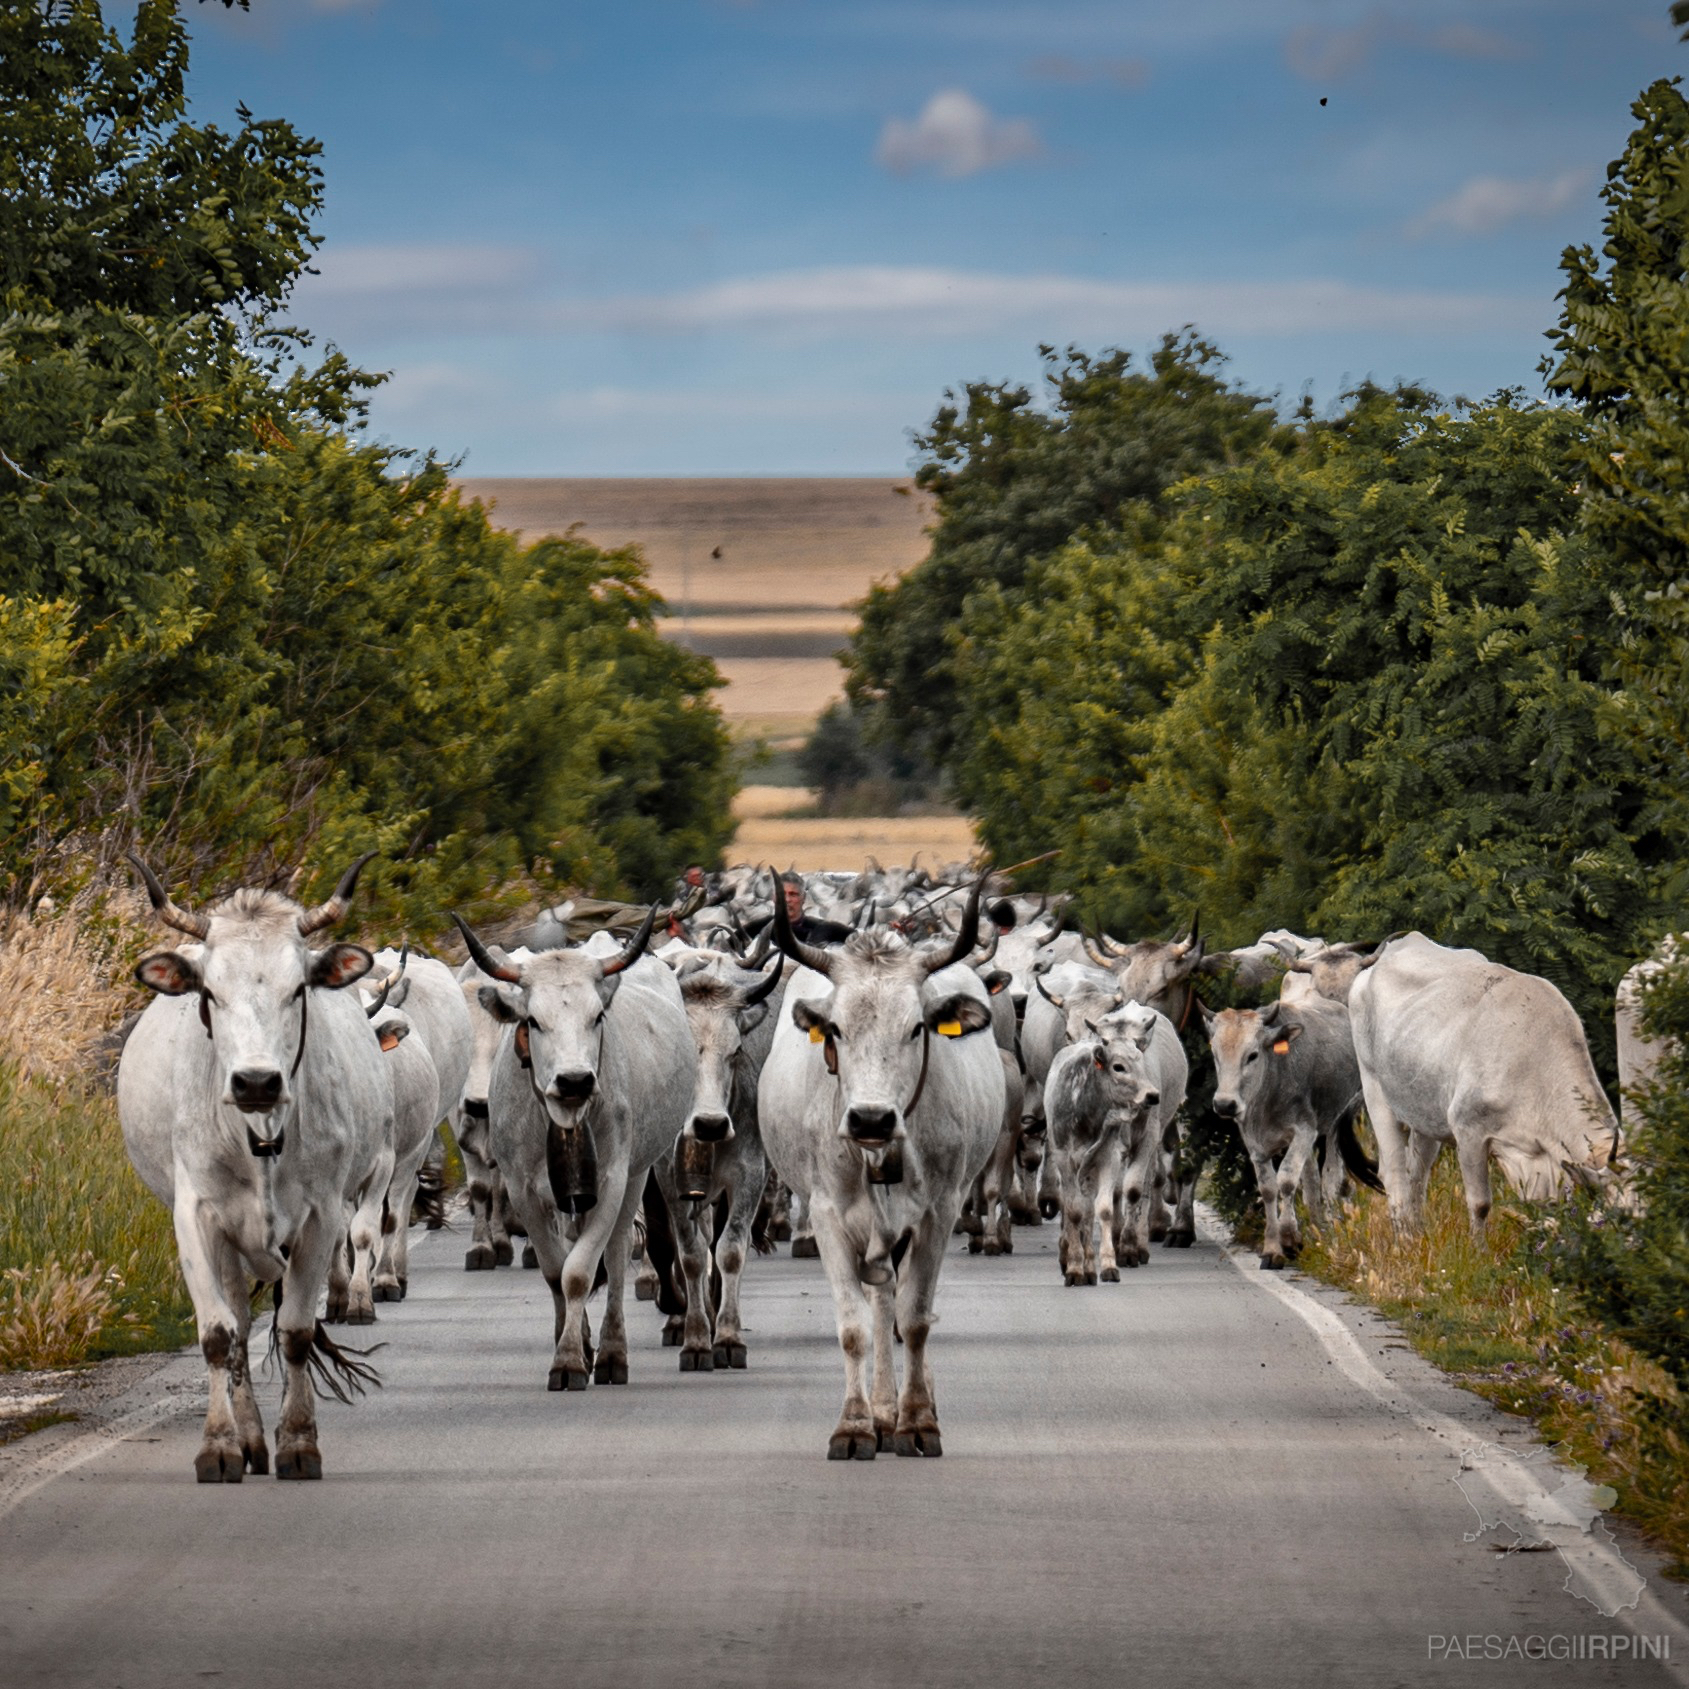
[116,854,385,1482]
[1202,996,1383,1269]
[1279,939,1392,1005]
[757,881,1001,1460]
[1348,932,1620,1233]
[453,945,535,1271]
[961,1045,1036,1256]
[1616,939,1679,1129]
[457,909,693,1392]
[1043,1001,1188,1283]
[659,951,786,1369]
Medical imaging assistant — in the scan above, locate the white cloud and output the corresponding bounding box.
[875,89,1043,178]
[1407,170,1591,238]
[302,242,538,297]
[1285,10,1524,83]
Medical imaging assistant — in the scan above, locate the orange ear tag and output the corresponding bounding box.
[1272,1039,1291,1054]
[379,1032,400,1053]
[937,1020,964,1037]
[808,1026,825,1044]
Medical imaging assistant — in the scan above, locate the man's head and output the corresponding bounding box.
[683,865,705,889]
[782,876,804,921]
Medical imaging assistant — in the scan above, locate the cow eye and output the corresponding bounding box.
[909,1024,922,1040]
[1245,1050,1259,1064]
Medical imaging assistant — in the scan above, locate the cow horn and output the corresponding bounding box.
[923,875,983,975]
[297,852,377,936]
[739,953,785,1009]
[1082,935,1115,970]
[855,895,876,931]
[1097,929,1129,958]
[452,913,522,984]
[744,925,772,969]
[1259,999,1282,1026]
[768,866,835,976]
[364,976,394,1019]
[1033,973,1065,1010]
[125,853,210,940]
[1182,910,1202,954]
[1285,956,1315,974]
[972,928,1000,966]
[602,905,657,977]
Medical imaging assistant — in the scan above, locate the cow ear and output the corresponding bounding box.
[375,1018,410,1052]
[309,944,373,990]
[926,994,991,1036]
[981,969,1011,996]
[1270,1022,1303,1053]
[791,998,829,1036]
[737,1001,770,1036]
[135,951,202,997]
[478,984,522,1024]
[1135,1020,1156,1051]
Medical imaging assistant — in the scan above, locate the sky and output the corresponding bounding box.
[170,0,1685,474]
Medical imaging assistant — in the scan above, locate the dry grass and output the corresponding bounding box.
[708,656,844,719]
[732,813,979,872]
[0,895,190,1371]
[1301,1160,1689,1576]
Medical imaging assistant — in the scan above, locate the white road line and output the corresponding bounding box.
[1205,1210,1689,1675]
[0,1391,189,1526]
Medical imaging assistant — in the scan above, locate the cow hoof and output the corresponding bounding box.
[244,1442,269,1476]
[1148,1223,1168,1242]
[1100,1265,1119,1282]
[493,1241,514,1267]
[772,1220,793,1242]
[1083,1270,1098,1285]
[999,1237,1013,1255]
[726,1343,747,1370]
[1038,1197,1061,1220]
[828,1431,877,1461]
[547,1368,589,1392]
[982,1237,1003,1256]
[634,1277,657,1302]
[967,1235,983,1255]
[397,1279,408,1298]
[678,1347,715,1373]
[1259,1254,1285,1271]
[195,1446,243,1483]
[791,1236,820,1259]
[662,1318,684,1347]
[464,1246,494,1271]
[893,1428,942,1458]
[344,1308,375,1326]
[1063,1270,1086,1287]
[274,1446,322,1481]
[372,1284,397,1303]
[1120,1252,1140,1269]
[593,1355,629,1386]
[521,1245,539,1269]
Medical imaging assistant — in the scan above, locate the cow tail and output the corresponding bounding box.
[1336,1102,1385,1193]
[642,1170,687,1318]
[412,1153,449,1230]
[306,1322,386,1404]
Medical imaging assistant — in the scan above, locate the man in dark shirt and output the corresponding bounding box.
[765,873,854,947]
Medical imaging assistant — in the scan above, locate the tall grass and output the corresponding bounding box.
[1301,1160,1689,1577]
[0,899,191,1369]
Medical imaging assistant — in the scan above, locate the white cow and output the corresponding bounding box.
[117,854,386,1483]
[1616,937,1679,1129]
[460,911,693,1391]
[758,886,1001,1460]
[1349,932,1620,1233]
[1044,1001,1188,1283]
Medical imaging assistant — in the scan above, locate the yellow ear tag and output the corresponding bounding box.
[1272,1038,1291,1054]
[937,1019,964,1037]
[808,1026,825,1044]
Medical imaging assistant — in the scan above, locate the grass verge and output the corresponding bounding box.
[0,1063,192,1369]
[1298,1158,1689,1578]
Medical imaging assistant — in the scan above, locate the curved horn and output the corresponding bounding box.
[364,976,394,1019]
[1285,956,1315,974]
[452,912,522,984]
[855,895,876,932]
[1182,910,1202,954]
[1259,999,1283,1027]
[1082,935,1117,970]
[738,953,785,1009]
[297,851,377,936]
[1033,973,1065,1010]
[602,905,658,977]
[768,867,835,976]
[972,928,1000,966]
[923,875,983,975]
[125,852,210,940]
[744,925,772,969]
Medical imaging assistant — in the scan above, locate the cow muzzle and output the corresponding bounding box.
[461,1097,489,1120]
[229,1067,284,1113]
[551,1069,596,1106]
[844,1105,898,1146]
[689,1110,734,1144]
[1212,1094,1239,1119]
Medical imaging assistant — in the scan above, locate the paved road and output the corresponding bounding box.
[3,1215,1686,1689]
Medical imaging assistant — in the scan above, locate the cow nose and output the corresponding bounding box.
[845,1105,896,1144]
[461,1098,489,1120]
[553,1070,596,1104]
[690,1111,733,1143]
[1212,1095,1238,1119]
[1144,1090,1160,1108]
[230,1068,283,1112]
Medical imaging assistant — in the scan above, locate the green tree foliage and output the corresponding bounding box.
[846,335,1282,776]
[0,1,732,921]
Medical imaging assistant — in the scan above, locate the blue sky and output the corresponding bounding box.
[176,0,1682,474]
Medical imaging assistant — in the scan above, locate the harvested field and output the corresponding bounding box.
[731,786,976,870]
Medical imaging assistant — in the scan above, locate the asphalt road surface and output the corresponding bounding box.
[3,1213,1686,1689]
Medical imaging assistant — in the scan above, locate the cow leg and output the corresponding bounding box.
[1404,1130,1442,1224]
[1250,1145,1288,1268]
[1036,1135,1062,1221]
[1453,1127,1494,1235]
[1120,1126,1160,1269]
[377,1145,425,1301]
[790,1186,818,1259]
[1094,1141,1124,1281]
[1360,1073,1421,1232]
[592,1182,638,1386]
[458,1116,500,1270]
[491,1173,516,1267]
[274,1211,341,1480]
[868,1278,898,1450]
[980,1124,1014,1255]
[1056,1151,1090,1284]
[343,1148,392,1326]
[891,1206,950,1457]
[219,1253,269,1476]
[174,1197,247,1483]
[1273,1120,1320,1259]
[549,1163,627,1391]
[808,1199,878,1459]
[712,1154,762,1369]
[668,1179,717,1374]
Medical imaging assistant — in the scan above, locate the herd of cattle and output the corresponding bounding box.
[112,852,1631,1483]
